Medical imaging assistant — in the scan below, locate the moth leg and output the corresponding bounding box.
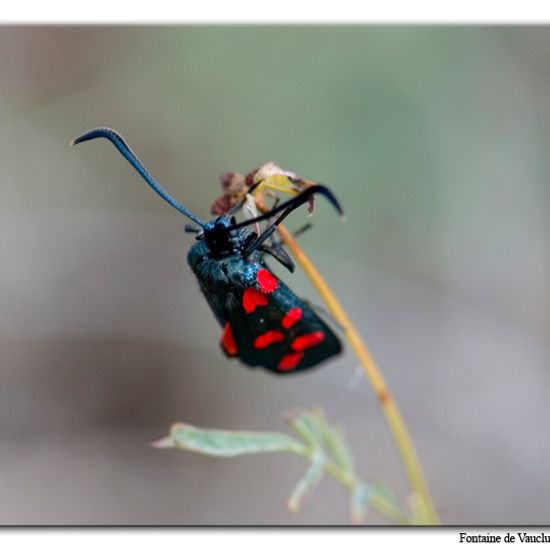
[244,221,311,271]
[184,224,201,234]
[243,224,277,256]
[259,243,295,272]
[268,221,312,250]
[264,221,313,261]
[290,222,313,240]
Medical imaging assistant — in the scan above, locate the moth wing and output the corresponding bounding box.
[219,262,341,375]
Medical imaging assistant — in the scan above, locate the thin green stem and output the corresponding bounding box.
[273,222,438,525]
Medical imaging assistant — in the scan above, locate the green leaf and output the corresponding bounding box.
[286,409,325,449]
[287,453,325,514]
[318,414,355,476]
[152,422,306,457]
[369,483,409,524]
[253,162,302,195]
[258,174,299,194]
[350,482,371,524]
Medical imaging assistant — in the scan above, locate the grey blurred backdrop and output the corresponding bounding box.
[0,26,548,525]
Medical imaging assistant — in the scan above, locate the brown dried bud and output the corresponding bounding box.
[210,171,248,215]
[211,194,234,216]
[220,172,247,194]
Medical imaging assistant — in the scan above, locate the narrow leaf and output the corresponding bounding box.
[152,422,305,457]
[350,482,371,524]
[322,423,355,475]
[369,483,409,524]
[286,409,325,449]
[287,454,325,514]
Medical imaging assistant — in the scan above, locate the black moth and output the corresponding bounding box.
[72,128,343,375]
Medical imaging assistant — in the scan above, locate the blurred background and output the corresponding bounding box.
[0,26,549,525]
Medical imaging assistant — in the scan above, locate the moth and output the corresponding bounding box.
[72,128,343,375]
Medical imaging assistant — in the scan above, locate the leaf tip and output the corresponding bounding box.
[286,499,300,516]
[150,436,172,449]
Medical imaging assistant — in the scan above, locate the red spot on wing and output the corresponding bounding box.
[257,268,278,293]
[282,307,302,329]
[221,323,238,356]
[242,288,268,313]
[277,352,304,372]
[253,330,285,349]
[291,331,325,351]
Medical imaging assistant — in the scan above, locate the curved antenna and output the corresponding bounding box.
[229,184,344,232]
[239,186,344,258]
[71,127,206,228]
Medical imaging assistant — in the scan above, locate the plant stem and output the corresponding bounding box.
[274,223,439,525]
[323,462,407,524]
[289,440,408,523]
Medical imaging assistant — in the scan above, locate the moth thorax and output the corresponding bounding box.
[201,217,235,258]
[203,216,259,259]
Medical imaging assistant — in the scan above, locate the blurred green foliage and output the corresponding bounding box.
[153,407,408,524]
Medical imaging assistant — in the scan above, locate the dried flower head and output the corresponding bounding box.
[211,162,317,216]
